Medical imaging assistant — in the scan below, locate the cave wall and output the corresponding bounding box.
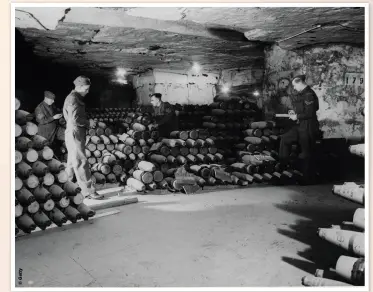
[132,70,156,105]
[219,67,264,89]
[132,66,264,105]
[133,69,219,105]
[261,44,365,139]
[217,67,264,102]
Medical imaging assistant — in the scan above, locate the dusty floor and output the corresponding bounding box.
[15,184,360,288]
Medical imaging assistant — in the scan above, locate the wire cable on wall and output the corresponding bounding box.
[15,9,50,31]
[337,23,364,32]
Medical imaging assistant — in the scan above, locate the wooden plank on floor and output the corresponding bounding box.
[95,185,140,198]
[84,196,139,211]
[96,186,125,198]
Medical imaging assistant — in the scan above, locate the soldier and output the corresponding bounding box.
[150,93,179,137]
[34,91,64,144]
[63,76,104,200]
[279,75,320,183]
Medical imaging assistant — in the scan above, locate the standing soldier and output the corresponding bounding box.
[34,91,64,144]
[149,93,179,137]
[279,75,320,183]
[63,76,104,200]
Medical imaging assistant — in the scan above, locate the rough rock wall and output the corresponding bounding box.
[262,44,365,139]
[133,67,264,105]
[183,72,219,105]
[132,71,156,105]
[133,69,219,105]
[219,67,264,88]
[217,67,264,102]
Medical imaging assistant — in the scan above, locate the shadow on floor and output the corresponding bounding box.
[275,191,360,273]
[281,256,316,274]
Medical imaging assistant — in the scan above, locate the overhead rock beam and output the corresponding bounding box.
[15,7,260,47]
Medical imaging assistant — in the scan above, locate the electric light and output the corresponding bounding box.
[116,68,127,77]
[192,62,201,73]
[115,78,128,85]
[222,85,230,94]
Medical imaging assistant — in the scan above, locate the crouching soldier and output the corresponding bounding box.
[150,93,179,137]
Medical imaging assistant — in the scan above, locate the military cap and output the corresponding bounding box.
[44,91,55,99]
[292,74,306,83]
[73,76,91,87]
[150,93,162,99]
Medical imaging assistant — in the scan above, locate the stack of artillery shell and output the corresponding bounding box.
[14,98,95,236]
[332,182,364,205]
[85,108,234,192]
[189,164,235,187]
[176,100,296,186]
[302,183,365,286]
[151,131,223,167]
[126,160,165,192]
[64,103,296,192]
[309,154,365,287]
[242,121,278,153]
[230,160,286,185]
[318,228,364,257]
[84,108,158,185]
[303,254,365,287]
[178,101,255,163]
[178,100,259,131]
[238,117,306,184]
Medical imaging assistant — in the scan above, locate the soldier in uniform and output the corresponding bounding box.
[279,75,320,183]
[34,91,64,144]
[63,76,104,200]
[150,93,179,137]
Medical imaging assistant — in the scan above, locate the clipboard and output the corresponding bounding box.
[275,114,290,118]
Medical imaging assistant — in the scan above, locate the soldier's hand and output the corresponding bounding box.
[53,113,63,120]
[288,113,298,121]
[148,123,158,131]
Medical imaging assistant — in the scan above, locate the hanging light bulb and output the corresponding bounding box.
[192,62,201,73]
[253,90,260,97]
[221,85,230,94]
[116,79,128,85]
[116,67,127,77]
[114,67,128,85]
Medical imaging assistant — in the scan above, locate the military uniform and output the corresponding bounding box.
[63,89,95,197]
[153,101,179,137]
[35,91,65,143]
[35,101,59,143]
[279,86,320,171]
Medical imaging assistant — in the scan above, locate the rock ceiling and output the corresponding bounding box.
[15,7,364,77]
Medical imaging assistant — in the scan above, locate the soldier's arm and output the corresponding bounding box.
[297,92,318,120]
[35,106,54,125]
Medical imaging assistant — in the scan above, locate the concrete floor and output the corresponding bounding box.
[15,184,360,288]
